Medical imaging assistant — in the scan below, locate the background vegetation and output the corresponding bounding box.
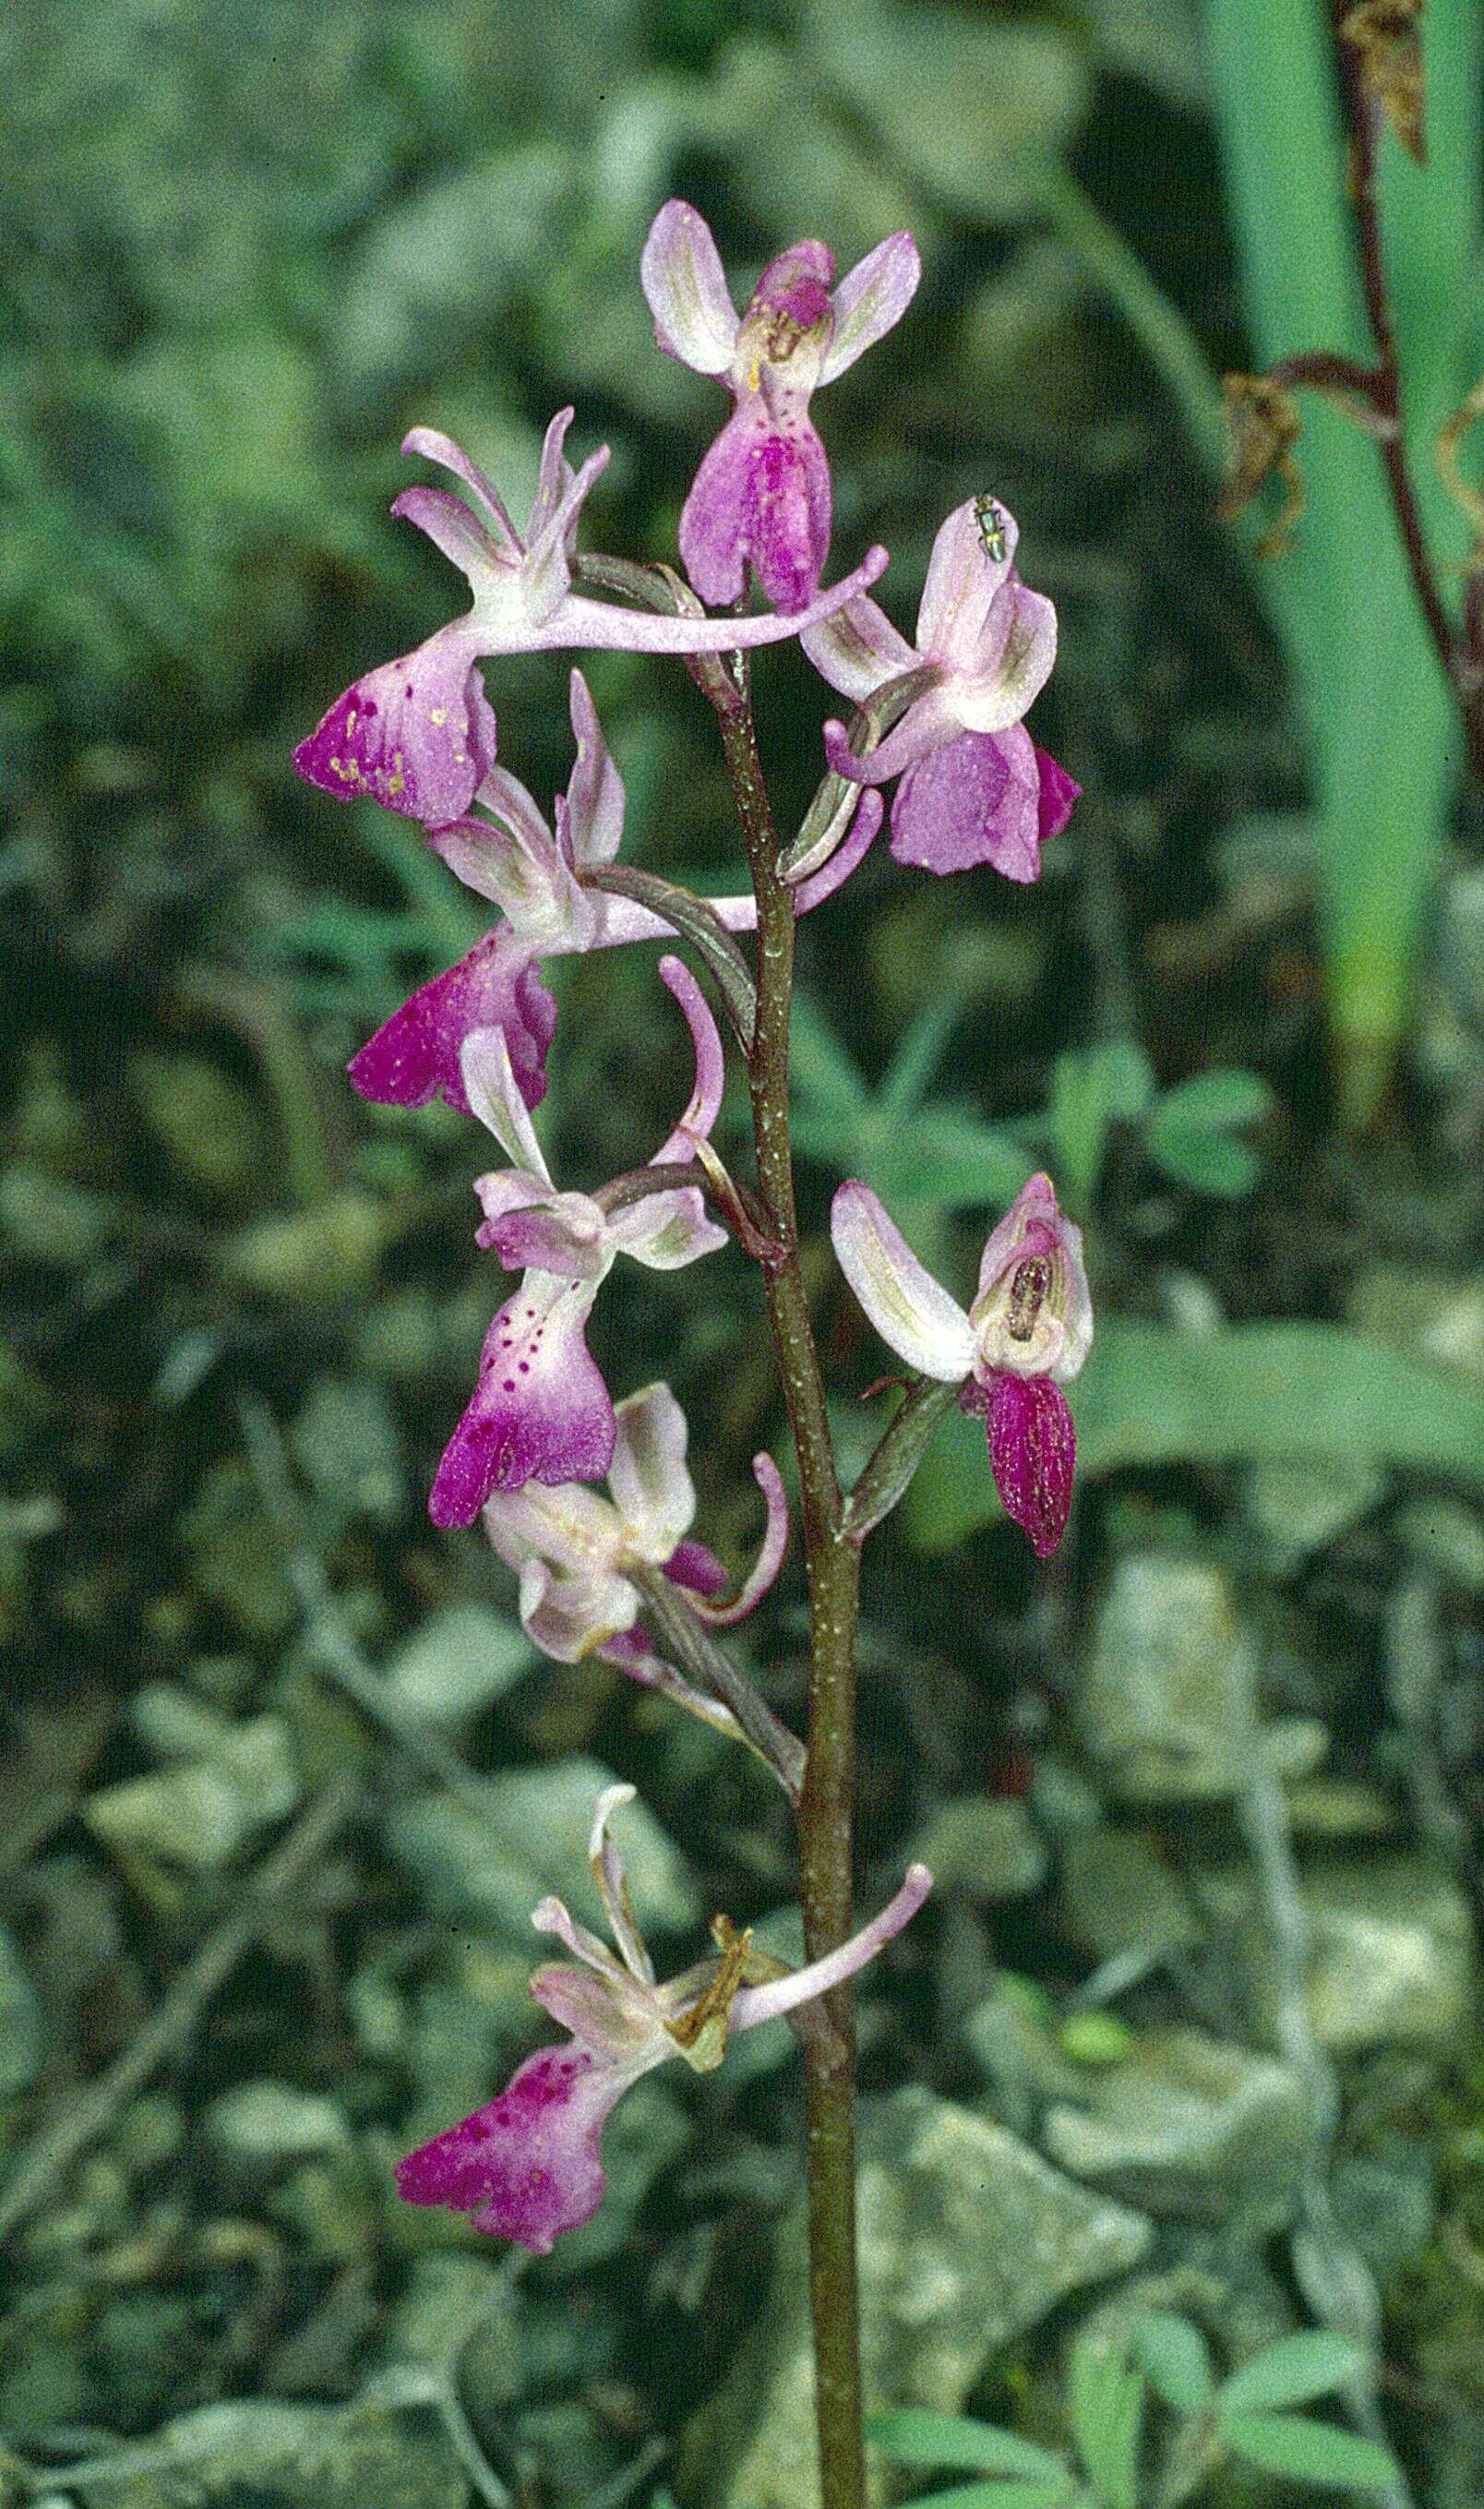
[2,2,1482,2503]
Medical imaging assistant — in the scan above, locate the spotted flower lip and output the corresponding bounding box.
[802,495,1079,881]
[480,1381,788,1744]
[396,1783,934,2253]
[642,200,920,613]
[427,958,728,1528]
[831,1172,1092,1556]
[293,406,892,824]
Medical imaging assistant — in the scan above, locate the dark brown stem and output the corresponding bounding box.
[1333,10,1484,778]
[703,654,868,2509]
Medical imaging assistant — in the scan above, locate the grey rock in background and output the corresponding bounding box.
[676,2085,1151,2509]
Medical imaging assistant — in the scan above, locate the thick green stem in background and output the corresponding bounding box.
[705,660,868,2509]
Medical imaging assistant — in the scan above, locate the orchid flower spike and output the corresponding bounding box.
[642,201,920,614]
[802,495,1081,881]
[832,1172,1092,1557]
[429,957,728,1527]
[293,409,891,827]
[397,1783,933,2253]
[480,1380,788,1742]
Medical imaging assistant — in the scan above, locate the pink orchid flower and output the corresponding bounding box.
[832,1171,1092,1557]
[397,1783,933,2254]
[642,200,920,613]
[429,958,727,1527]
[481,1380,787,1745]
[293,409,890,827]
[347,668,883,1121]
[802,495,1080,881]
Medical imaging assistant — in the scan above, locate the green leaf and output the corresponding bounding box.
[1143,1121,1260,1197]
[1133,2313,1214,2418]
[1219,2412,1401,2490]
[904,1318,1484,1551]
[1068,2341,1143,2509]
[884,2488,1078,2509]
[867,1109,1033,1207]
[1048,1041,1155,1208]
[883,2489,1077,2509]
[867,2410,1068,2479]
[1149,1069,1274,1132]
[880,996,964,1120]
[1217,2332,1368,2414]
[789,992,869,1117]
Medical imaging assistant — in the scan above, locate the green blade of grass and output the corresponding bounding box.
[1202,0,1468,1121]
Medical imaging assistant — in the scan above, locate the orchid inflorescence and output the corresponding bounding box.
[296,203,1090,2256]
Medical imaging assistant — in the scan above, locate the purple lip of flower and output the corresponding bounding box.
[396,1784,934,2253]
[293,405,892,825]
[642,201,920,614]
[427,961,729,1528]
[831,1172,1092,1557]
[347,926,557,1118]
[803,494,1079,881]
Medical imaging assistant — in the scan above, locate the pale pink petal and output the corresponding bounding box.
[641,200,740,375]
[477,1190,610,1280]
[293,627,496,824]
[981,1372,1076,1558]
[395,2042,655,2253]
[607,1384,696,1564]
[889,726,1041,881]
[819,231,921,384]
[401,426,521,555]
[528,1964,653,2058]
[731,1864,933,2030]
[588,1784,655,1986]
[564,671,627,870]
[481,1477,618,1579]
[521,441,612,627]
[916,497,1021,664]
[679,401,832,615]
[347,936,555,1118]
[539,544,890,655]
[799,592,917,703]
[832,1182,977,1381]
[955,583,1059,732]
[652,954,726,1162]
[822,684,963,790]
[517,1556,638,1661]
[524,406,580,550]
[692,1454,788,1627]
[529,1893,626,1976]
[460,1026,553,1176]
[428,1279,614,1526]
[975,1170,1063,1303]
[389,484,503,579]
[971,1170,1092,1384]
[604,1189,727,1270]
